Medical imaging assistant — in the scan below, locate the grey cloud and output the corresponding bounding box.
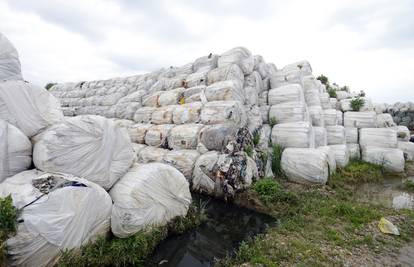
[330,0,414,49]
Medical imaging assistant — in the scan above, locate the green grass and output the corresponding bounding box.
[244,145,254,158]
[402,180,414,192]
[327,87,337,98]
[253,178,298,206]
[0,195,18,266]
[269,117,277,128]
[219,161,414,266]
[270,145,284,177]
[58,201,207,267]
[252,131,261,147]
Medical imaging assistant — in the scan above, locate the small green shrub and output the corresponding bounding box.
[269,117,277,128]
[244,145,254,157]
[402,180,414,192]
[329,160,384,188]
[350,97,365,111]
[271,145,284,177]
[316,74,329,85]
[327,87,337,98]
[44,82,56,90]
[252,131,261,147]
[0,195,18,265]
[253,178,298,205]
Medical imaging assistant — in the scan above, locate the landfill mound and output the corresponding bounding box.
[50,46,414,189]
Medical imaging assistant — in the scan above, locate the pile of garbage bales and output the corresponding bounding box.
[0,33,192,266]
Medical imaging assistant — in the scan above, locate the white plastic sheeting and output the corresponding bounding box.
[200,101,246,127]
[271,122,315,148]
[359,128,398,149]
[361,147,405,173]
[217,47,254,75]
[347,144,361,160]
[0,33,22,81]
[207,64,244,85]
[269,101,309,124]
[172,102,202,124]
[151,105,177,125]
[317,146,337,174]
[138,146,169,163]
[198,124,237,151]
[344,111,377,128]
[0,81,63,137]
[145,124,174,147]
[314,127,328,147]
[128,123,152,144]
[398,141,414,161]
[345,127,358,144]
[328,144,350,168]
[305,89,322,107]
[0,120,32,182]
[376,113,396,127]
[326,126,346,145]
[268,84,304,105]
[323,109,338,126]
[167,124,204,150]
[33,115,135,190]
[1,170,112,267]
[308,106,325,127]
[204,80,244,103]
[110,163,192,238]
[162,149,200,179]
[281,148,329,185]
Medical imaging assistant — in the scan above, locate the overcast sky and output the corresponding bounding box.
[1,0,413,103]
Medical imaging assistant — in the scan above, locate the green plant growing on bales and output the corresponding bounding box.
[59,201,208,267]
[244,145,254,158]
[252,131,261,147]
[350,97,365,111]
[44,82,56,90]
[402,180,414,192]
[327,87,337,98]
[0,195,18,266]
[271,145,284,177]
[253,178,298,206]
[316,74,329,85]
[269,117,277,128]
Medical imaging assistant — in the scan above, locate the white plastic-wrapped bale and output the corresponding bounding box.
[320,93,331,109]
[314,127,328,147]
[158,88,185,107]
[110,163,191,238]
[330,98,338,109]
[244,71,264,92]
[326,126,346,145]
[0,81,63,137]
[204,80,244,102]
[281,148,329,185]
[359,128,398,149]
[142,91,162,107]
[217,47,254,75]
[207,64,244,85]
[163,76,187,91]
[182,85,206,103]
[256,124,271,151]
[185,70,208,88]
[115,102,141,120]
[172,102,202,124]
[33,115,135,190]
[323,109,338,126]
[329,144,350,168]
[132,143,147,160]
[198,124,237,151]
[344,111,377,128]
[270,69,303,88]
[151,105,177,125]
[192,151,256,198]
[361,147,405,173]
[268,84,304,105]
[0,120,32,182]
[302,75,321,93]
[305,89,322,107]
[138,146,169,163]
[162,149,200,179]
[271,122,315,148]
[0,33,22,81]
[200,101,246,127]
[392,126,411,141]
[244,86,259,106]
[1,170,112,266]
[376,113,396,127]
[347,144,361,160]
[345,127,358,144]
[260,105,270,124]
[253,55,268,78]
[246,105,263,133]
[283,60,312,75]
[145,124,174,147]
[335,91,351,101]
[398,141,414,161]
[193,54,219,72]
[308,106,325,127]
[128,123,152,144]
[337,110,343,126]
[317,146,337,174]
[167,124,204,150]
[258,91,268,106]
[133,107,156,123]
[374,103,387,114]
[269,101,309,124]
